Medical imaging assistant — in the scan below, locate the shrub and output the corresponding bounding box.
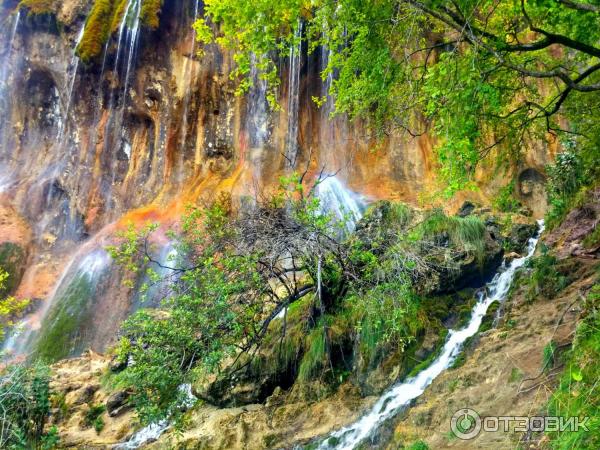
[526,246,568,301]
[0,363,59,449]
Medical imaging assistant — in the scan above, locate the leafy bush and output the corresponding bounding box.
[0,268,29,343]
[406,440,429,450]
[545,143,600,231]
[493,181,521,213]
[0,363,59,449]
[526,246,568,301]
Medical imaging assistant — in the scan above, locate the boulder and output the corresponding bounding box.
[505,222,538,254]
[106,390,132,417]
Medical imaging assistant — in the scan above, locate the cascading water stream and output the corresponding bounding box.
[316,176,365,232]
[104,0,142,191]
[0,9,21,93]
[284,21,303,169]
[316,220,545,449]
[116,384,197,449]
[57,25,86,142]
[0,9,22,175]
[1,248,112,359]
[248,54,270,149]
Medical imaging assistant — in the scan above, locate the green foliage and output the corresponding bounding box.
[545,150,586,229]
[542,341,557,372]
[0,363,59,449]
[0,268,29,343]
[348,281,421,366]
[0,242,25,297]
[298,323,327,381]
[493,181,522,213]
[508,367,523,383]
[546,282,600,449]
[526,246,568,301]
[417,210,487,265]
[406,440,429,450]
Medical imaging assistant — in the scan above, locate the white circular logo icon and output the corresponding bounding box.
[450,408,482,440]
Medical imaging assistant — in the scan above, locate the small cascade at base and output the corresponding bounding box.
[116,384,196,449]
[317,220,545,450]
[316,176,366,232]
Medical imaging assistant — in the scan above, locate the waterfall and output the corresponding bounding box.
[284,21,303,169]
[58,25,86,141]
[248,54,269,149]
[0,9,20,92]
[132,242,179,308]
[2,248,112,359]
[316,176,365,232]
[0,9,21,168]
[104,0,143,189]
[317,220,545,450]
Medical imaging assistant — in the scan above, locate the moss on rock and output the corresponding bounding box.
[140,0,162,29]
[18,0,58,16]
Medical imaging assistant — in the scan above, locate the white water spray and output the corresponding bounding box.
[316,176,365,232]
[2,248,112,358]
[318,220,545,450]
[0,10,20,87]
[116,384,196,449]
[58,25,86,141]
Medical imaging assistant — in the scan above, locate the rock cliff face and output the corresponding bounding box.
[0,1,553,358]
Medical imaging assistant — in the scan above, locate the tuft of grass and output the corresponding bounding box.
[508,367,523,383]
[298,325,326,381]
[84,404,106,434]
[542,341,556,372]
[419,210,487,265]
